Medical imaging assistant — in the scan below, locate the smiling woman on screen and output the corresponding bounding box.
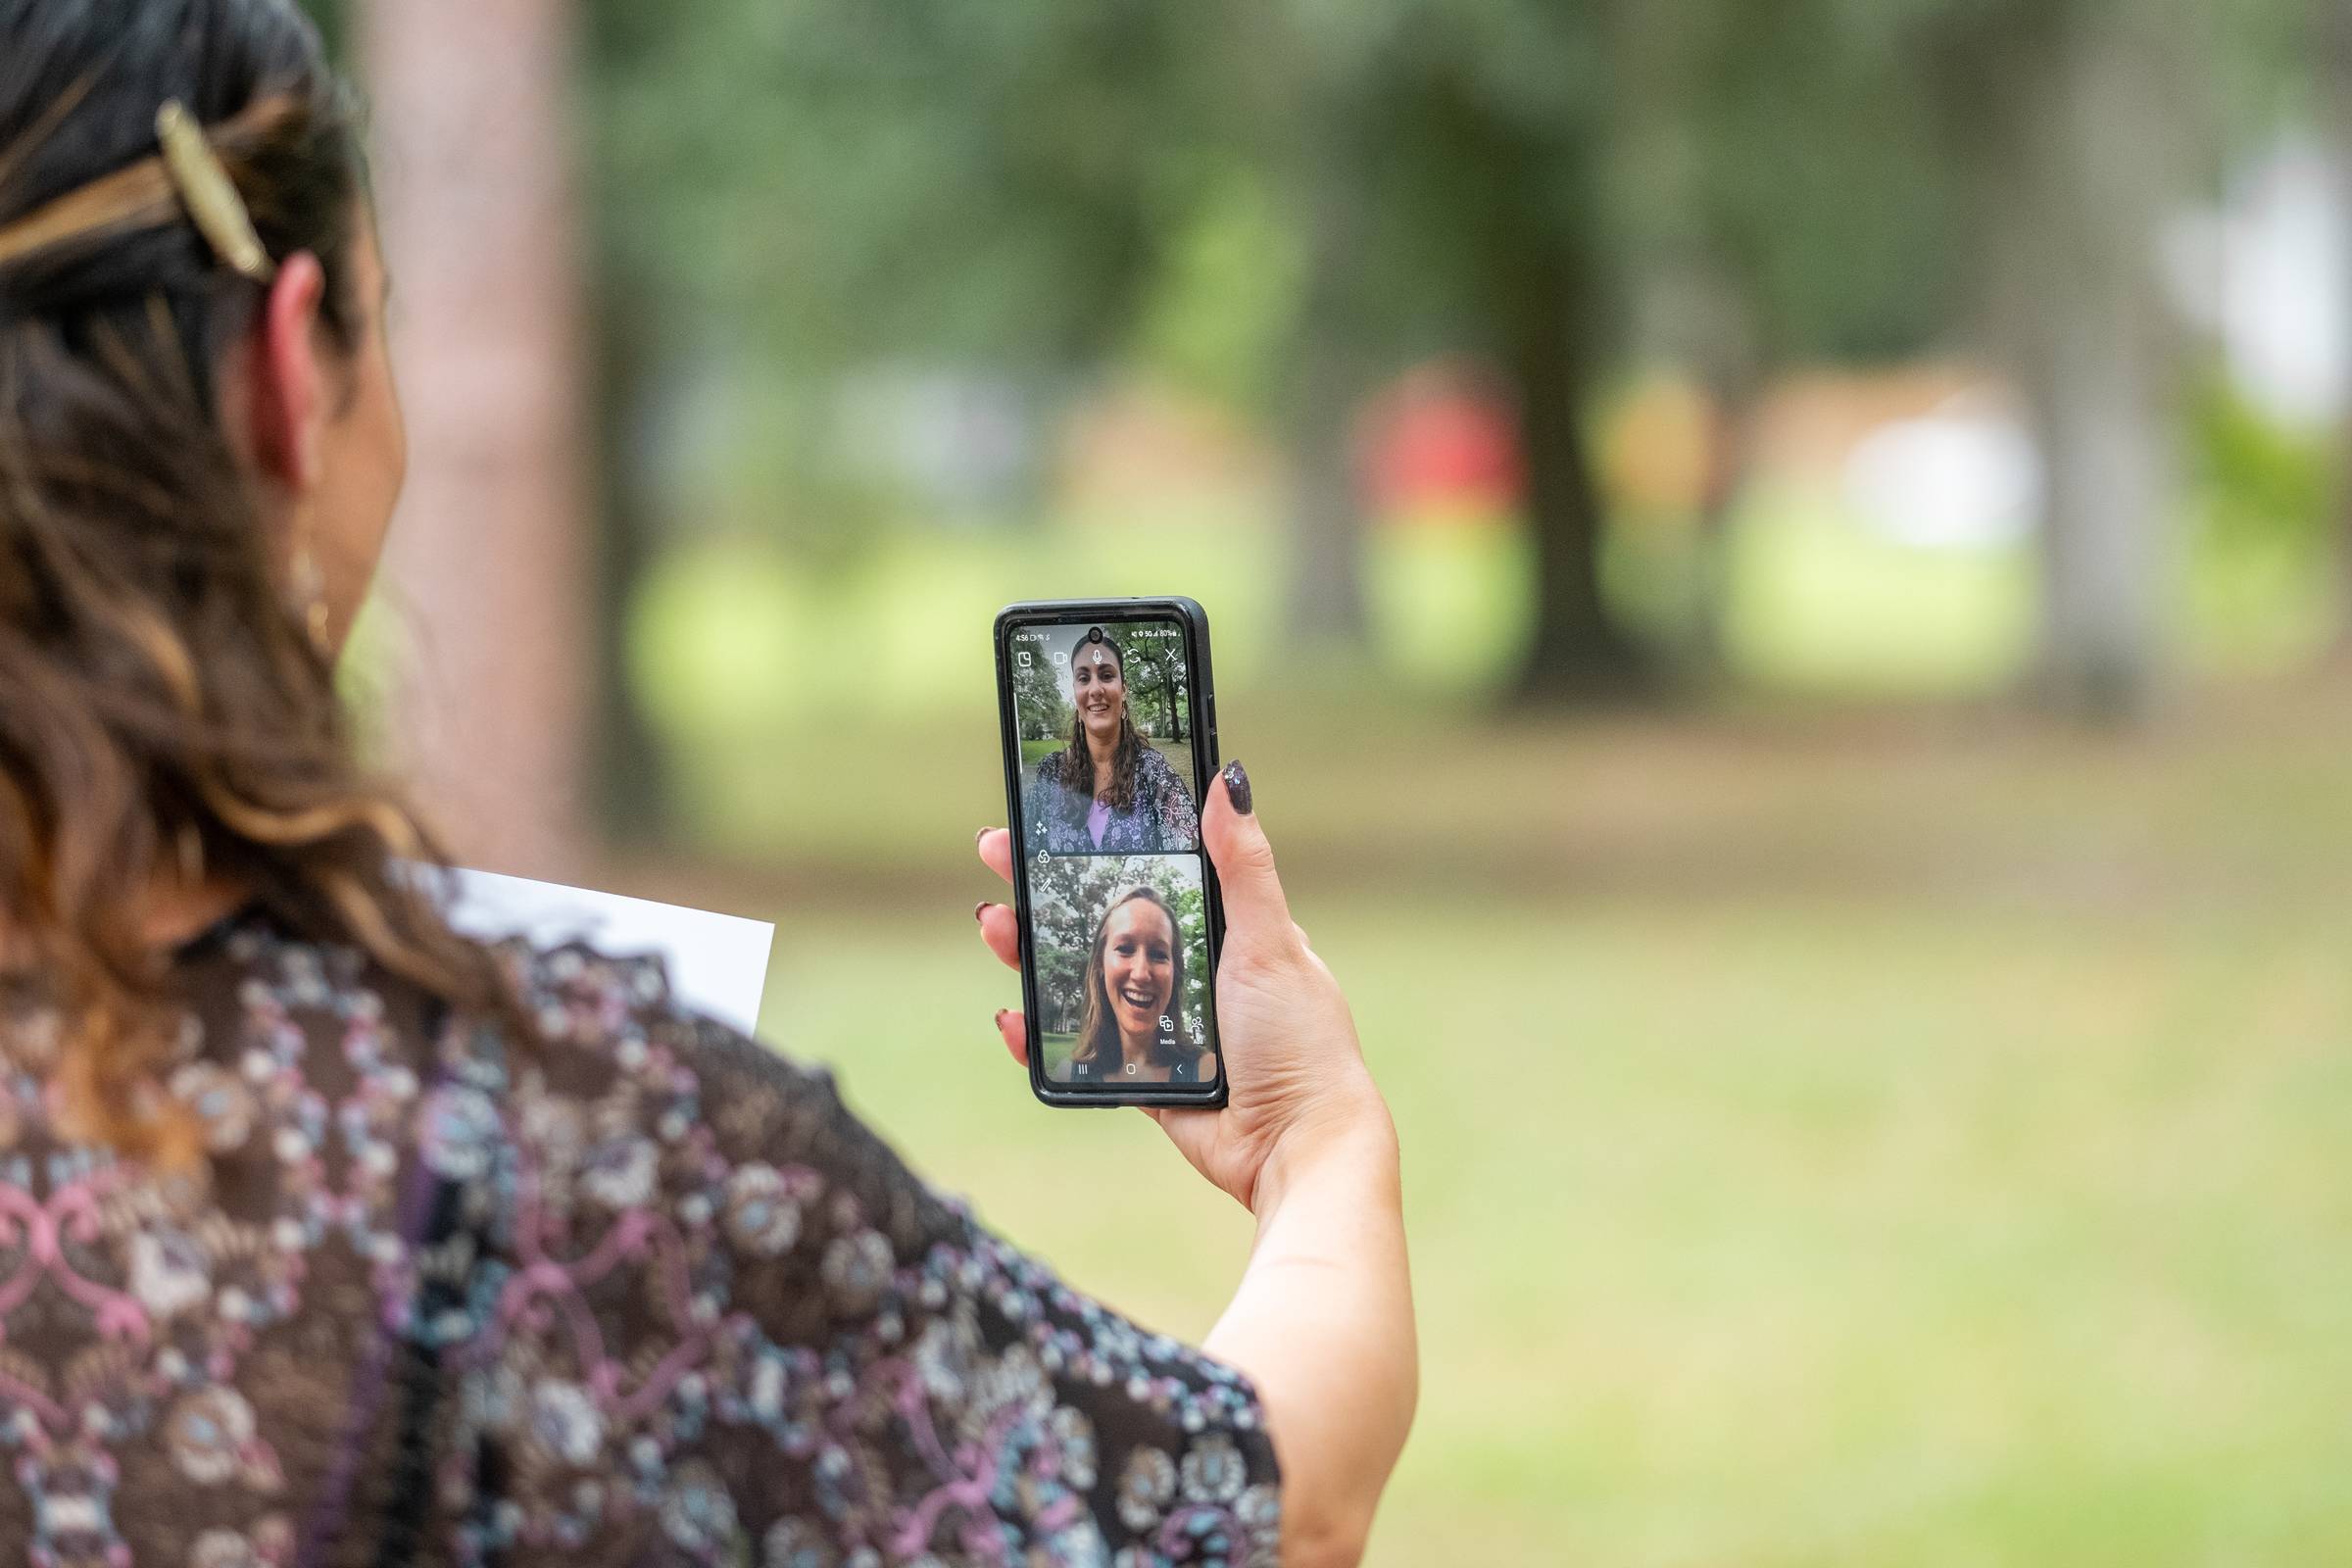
[1067,886,1215,1084]
[1026,626,1200,855]
[0,0,1413,1561]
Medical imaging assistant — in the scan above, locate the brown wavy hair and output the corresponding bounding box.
[1062,629,1145,812]
[1070,886,1186,1070]
[0,0,517,1166]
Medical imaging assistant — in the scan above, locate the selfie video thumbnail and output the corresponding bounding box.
[1028,853,1216,1087]
[1011,621,1199,856]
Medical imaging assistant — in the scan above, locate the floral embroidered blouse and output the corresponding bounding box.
[1025,748,1199,856]
[0,908,1280,1566]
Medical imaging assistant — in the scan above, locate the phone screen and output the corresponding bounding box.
[1003,611,1222,1101]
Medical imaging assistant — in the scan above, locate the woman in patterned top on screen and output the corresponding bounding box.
[0,2,1414,1563]
[1025,627,1200,856]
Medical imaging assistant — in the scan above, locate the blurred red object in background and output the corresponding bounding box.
[1363,362,1524,520]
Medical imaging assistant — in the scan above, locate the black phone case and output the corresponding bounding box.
[994,597,1228,1109]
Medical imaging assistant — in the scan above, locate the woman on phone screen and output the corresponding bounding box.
[1026,627,1199,854]
[1063,886,1216,1084]
[0,2,1412,1562]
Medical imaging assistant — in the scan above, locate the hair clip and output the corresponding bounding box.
[155,101,275,283]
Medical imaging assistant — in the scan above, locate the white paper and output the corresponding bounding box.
[440,867,775,1036]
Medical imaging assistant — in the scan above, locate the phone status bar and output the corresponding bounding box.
[1010,621,1182,642]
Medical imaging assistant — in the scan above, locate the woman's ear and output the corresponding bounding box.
[237,252,329,490]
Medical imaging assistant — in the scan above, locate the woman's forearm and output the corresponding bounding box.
[1204,1101,1417,1568]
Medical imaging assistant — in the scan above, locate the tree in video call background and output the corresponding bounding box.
[1117,638,1189,743]
[1027,853,1211,1040]
[1011,648,1074,742]
[1012,631,1188,746]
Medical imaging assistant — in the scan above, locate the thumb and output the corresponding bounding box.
[1202,761,1291,932]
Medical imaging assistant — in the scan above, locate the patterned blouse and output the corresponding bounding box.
[0,908,1280,1566]
[1025,749,1199,856]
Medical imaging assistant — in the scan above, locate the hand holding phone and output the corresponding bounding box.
[976,764,1386,1209]
[979,729,1417,1560]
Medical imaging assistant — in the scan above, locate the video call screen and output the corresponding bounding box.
[1005,616,1220,1091]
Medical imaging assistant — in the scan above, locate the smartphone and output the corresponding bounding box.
[995,598,1226,1107]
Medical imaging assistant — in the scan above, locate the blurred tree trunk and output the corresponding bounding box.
[1476,170,1648,700]
[1160,662,1187,739]
[1685,277,1764,677]
[1284,333,1371,648]
[1439,94,1648,701]
[1504,230,1645,698]
[1689,378,1760,676]
[586,270,671,842]
[1984,7,2189,722]
[362,0,593,878]
[1282,141,1373,649]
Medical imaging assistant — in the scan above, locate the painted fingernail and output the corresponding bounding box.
[1222,760,1253,816]
[994,1008,1009,1028]
[973,902,989,923]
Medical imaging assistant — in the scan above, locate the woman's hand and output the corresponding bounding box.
[975,761,1389,1211]
[981,762,1417,1564]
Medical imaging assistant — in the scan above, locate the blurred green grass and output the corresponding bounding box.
[607,501,2352,1564]
[599,667,2352,1567]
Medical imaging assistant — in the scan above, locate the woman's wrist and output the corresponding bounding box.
[1250,1075,1397,1220]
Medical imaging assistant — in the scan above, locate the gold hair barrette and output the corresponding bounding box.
[155,100,275,283]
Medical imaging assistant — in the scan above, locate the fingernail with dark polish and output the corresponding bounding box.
[994,1008,1009,1027]
[1222,760,1253,816]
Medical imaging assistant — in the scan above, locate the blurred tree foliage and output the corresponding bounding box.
[2188,373,2337,554]
[577,0,1986,701]
[294,0,346,64]
[576,0,2319,723]
[586,2,1210,368]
